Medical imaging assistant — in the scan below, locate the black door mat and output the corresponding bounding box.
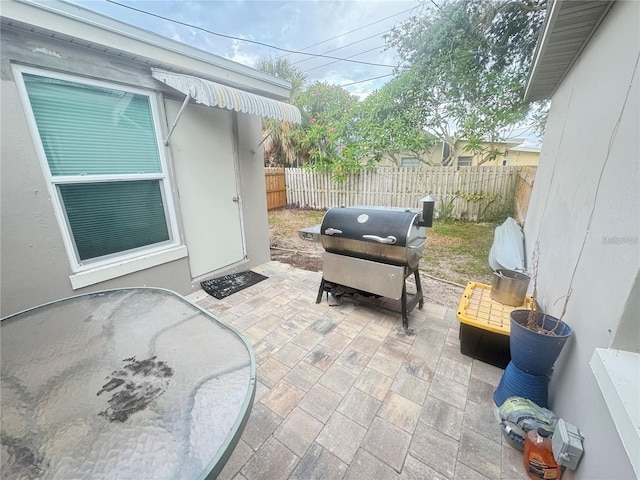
[200,271,268,300]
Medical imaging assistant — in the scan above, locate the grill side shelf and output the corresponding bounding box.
[298,224,322,242]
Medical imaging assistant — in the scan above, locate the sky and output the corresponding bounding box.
[68,0,425,98]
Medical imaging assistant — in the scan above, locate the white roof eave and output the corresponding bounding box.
[524,0,615,103]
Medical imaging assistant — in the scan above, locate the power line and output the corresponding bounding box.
[281,4,420,59]
[104,0,397,68]
[303,45,386,74]
[294,29,390,66]
[339,73,395,88]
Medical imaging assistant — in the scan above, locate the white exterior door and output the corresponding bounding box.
[165,99,244,278]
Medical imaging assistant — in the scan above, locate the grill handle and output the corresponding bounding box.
[324,228,343,235]
[362,234,397,245]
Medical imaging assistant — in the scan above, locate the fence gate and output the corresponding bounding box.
[265,167,286,210]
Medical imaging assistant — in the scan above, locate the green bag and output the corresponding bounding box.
[498,396,558,451]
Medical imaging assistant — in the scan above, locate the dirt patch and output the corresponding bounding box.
[419,276,465,310]
[269,207,325,272]
[268,208,465,310]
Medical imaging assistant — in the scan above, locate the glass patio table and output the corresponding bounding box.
[1,288,256,480]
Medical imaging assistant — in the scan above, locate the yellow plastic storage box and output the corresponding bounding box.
[457,282,533,368]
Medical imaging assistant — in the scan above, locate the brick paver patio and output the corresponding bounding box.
[186,261,528,480]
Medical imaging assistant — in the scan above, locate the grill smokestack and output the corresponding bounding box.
[418,195,437,227]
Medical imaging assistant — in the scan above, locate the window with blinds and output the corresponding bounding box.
[457,156,473,167]
[19,70,176,266]
[401,157,420,167]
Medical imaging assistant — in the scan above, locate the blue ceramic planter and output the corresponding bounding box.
[509,310,572,376]
[493,362,548,408]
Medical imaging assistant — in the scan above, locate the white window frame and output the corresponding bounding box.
[13,65,186,289]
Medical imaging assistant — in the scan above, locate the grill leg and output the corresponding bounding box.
[400,268,424,335]
[401,282,408,329]
[414,269,424,309]
[316,278,326,304]
[401,281,414,335]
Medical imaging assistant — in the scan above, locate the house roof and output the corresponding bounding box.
[454,138,524,149]
[524,0,614,102]
[509,142,542,153]
[0,0,292,100]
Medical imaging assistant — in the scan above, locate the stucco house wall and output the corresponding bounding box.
[504,149,540,166]
[451,140,540,167]
[0,1,284,316]
[375,140,540,168]
[523,1,639,478]
[372,144,443,168]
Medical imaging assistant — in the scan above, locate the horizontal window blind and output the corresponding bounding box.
[59,181,170,261]
[23,74,161,176]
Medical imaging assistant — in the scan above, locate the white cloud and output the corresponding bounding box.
[69,0,420,96]
[225,38,261,68]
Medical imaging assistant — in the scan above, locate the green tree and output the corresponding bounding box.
[353,79,439,166]
[385,0,548,164]
[295,82,362,181]
[255,57,307,166]
[255,57,307,94]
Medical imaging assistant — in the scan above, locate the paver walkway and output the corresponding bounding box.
[187,261,528,480]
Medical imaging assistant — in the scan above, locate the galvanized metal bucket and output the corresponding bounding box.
[490,269,530,306]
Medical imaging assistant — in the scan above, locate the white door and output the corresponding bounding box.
[165,99,244,278]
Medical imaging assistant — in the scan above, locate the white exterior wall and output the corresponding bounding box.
[523,2,639,478]
[0,23,272,316]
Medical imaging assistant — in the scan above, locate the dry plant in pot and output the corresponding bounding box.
[493,248,575,408]
[509,247,574,377]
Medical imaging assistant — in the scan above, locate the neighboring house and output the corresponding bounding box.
[504,142,542,166]
[376,138,540,169]
[522,1,638,478]
[360,131,443,168]
[376,144,443,168]
[447,138,541,167]
[0,0,300,316]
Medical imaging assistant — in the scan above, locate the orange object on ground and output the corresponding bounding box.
[523,428,562,479]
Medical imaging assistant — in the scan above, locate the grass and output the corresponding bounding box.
[269,208,325,245]
[423,220,497,286]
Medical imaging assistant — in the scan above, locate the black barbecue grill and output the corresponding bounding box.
[312,198,435,333]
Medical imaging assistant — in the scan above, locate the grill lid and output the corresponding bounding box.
[319,207,427,268]
[320,207,419,247]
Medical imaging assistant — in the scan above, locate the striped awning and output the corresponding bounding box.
[151,68,301,124]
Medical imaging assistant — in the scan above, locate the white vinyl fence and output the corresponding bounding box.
[285,166,530,221]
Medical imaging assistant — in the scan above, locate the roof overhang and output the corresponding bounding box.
[524,0,615,102]
[152,69,301,124]
[1,0,293,100]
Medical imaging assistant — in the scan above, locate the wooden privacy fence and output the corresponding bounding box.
[285,166,535,221]
[265,167,287,210]
[515,166,537,225]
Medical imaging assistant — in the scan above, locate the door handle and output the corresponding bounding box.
[324,228,342,235]
[232,196,239,203]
